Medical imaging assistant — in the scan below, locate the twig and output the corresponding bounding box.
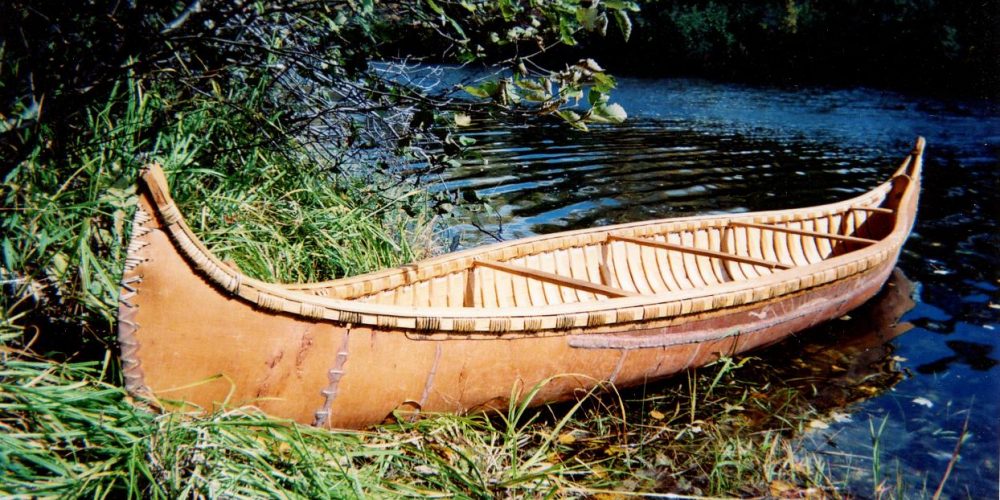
[161,0,202,34]
[932,410,971,500]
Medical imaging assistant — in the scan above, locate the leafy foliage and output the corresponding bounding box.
[0,1,636,337]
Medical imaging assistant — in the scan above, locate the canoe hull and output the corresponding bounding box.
[121,189,898,428]
[120,139,922,428]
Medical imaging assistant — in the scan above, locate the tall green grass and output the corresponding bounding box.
[1,78,433,336]
[3,295,834,498]
[2,75,859,498]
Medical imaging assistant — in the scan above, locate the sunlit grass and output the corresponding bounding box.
[0,351,833,497]
[2,278,838,498]
[2,73,959,498]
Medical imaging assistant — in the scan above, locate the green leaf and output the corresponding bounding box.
[558,17,577,46]
[498,0,518,21]
[2,237,17,270]
[576,7,600,31]
[462,82,496,99]
[426,0,445,16]
[604,0,641,12]
[514,78,545,92]
[556,110,588,131]
[587,89,608,106]
[612,10,633,41]
[560,85,584,102]
[521,89,550,102]
[592,72,617,93]
[426,0,468,41]
[590,103,627,124]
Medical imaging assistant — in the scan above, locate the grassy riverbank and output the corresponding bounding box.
[2,309,836,497]
[0,75,837,497]
[2,2,951,497]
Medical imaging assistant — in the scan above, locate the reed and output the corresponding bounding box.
[1,78,433,337]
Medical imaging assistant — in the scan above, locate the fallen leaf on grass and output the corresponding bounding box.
[831,412,853,423]
[558,432,577,445]
[592,493,626,500]
[808,419,830,430]
[414,465,438,475]
[770,479,797,496]
[723,403,745,412]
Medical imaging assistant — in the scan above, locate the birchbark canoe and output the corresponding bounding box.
[117,137,924,428]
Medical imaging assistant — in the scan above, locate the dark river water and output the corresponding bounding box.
[424,75,999,497]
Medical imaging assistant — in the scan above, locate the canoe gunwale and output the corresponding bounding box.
[126,139,923,335]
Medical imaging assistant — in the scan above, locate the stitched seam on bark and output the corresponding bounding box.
[609,350,628,384]
[118,204,152,396]
[314,329,351,426]
[567,296,852,350]
[417,343,443,412]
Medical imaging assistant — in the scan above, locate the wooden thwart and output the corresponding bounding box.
[853,206,894,214]
[474,259,639,298]
[730,221,878,245]
[608,234,791,270]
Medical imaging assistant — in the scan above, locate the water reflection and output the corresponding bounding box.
[916,340,999,374]
[428,76,999,496]
[752,269,916,414]
[438,121,893,246]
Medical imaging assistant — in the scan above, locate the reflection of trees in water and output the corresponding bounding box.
[917,340,998,374]
[615,269,918,430]
[752,268,917,414]
[788,269,998,498]
[446,120,885,241]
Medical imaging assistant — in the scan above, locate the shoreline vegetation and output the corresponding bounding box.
[1,1,989,496]
[389,0,1000,99]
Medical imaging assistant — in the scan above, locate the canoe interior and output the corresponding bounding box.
[287,180,901,309]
